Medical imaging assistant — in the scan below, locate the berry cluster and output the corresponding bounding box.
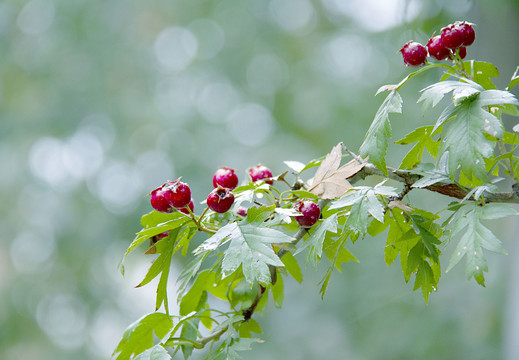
[148,164,321,228]
[400,21,475,66]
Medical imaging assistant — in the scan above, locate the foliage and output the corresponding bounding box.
[113,32,519,359]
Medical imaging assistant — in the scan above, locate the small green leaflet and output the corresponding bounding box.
[410,152,450,189]
[447,203,516,286]
[134,345,171,360]
[220,222,294,284]
[359,90,402,175]
[395,126,440,169]
[295,214,338,267]
[441,61,500,90]
[119,212,191,274]
[196,206,294,284]
[329,182,398,237]
[508,65,519,91]
[319,231,358,298]
[280,252,303,283]
[418,80,483,110]
[111,313,174,360]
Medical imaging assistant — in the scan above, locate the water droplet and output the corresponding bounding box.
[484,119,490,124]
[457,251,461,256]
[473,251,477,255]
[475,266,480,270]
[400,211,404,215]
[463,246,467,250]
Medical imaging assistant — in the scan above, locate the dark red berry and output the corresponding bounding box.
[247,164,273,185]
[213,167,239,190]
[459,21,475,46]
[441,22,465,49]
[294,200,320,228]
[237,206,248,217]
[164,179,192,209]
[150,185,175,213]
[458,46,467,59]
[207,186,235,213]
[399,41,428,66]
[179,198,195,214]
[426,35,450,61]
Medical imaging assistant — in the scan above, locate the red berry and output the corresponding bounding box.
[459,21,475,46]
[458,46,467,59]
[207,187,235,213]
[399,41,428,66]
[179,198,195,214]
[150,185,175,213]
[294,200,320,228]
[441,22,466,49]
[237,206,248,217]
[426,35,450,61]
[247,164,273,185]
[164,179,192,209]
[213,167,239,190]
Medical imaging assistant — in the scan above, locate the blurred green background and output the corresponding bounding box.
[1,0,519,359]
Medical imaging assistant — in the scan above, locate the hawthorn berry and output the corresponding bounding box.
[179,198,195,215]
[294,200,320,228]
[207,186,235,213]
[460,22,475,46]
[150,185,175,213]
[441,22,473,50]
[213,167,239,190]
[426,35,450,61]
[247,164,273,185]
[458,46,467,59]
[164,179,192,209]
[399,41,428,66]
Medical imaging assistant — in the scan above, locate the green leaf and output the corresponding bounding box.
[280,252,303,283]
[180,318,200,359]
[215,221,294,284]
[295,214,338,267]
[238,319,262,338]
[395,126,440,168]
[111,313,174,360]
[446,203,514,285]
[439,99,498,181]
[134,345,171,360]
[177,252,208,297]
[179,270,213,315]
[507,65,519,91]
[271,272,284,308]
[462,61,500,90]
[319,232,358,298]
[413,259,440,304]
[120,213,190,274]
[330,184,397,237]
[410,154,450,188]
[359,90,402,175]
[418,80,483,110]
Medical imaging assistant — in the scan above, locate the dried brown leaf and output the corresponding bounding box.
[309,144,366,199]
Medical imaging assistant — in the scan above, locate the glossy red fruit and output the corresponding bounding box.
[207,187,235,213]
[213,167,239,190]
[399,41,427,66]
[164,179,192,209]
[150,185,175,213]
[294,200,320,228]
[179,198,195,214]
[441,22,466,49]
[426,35,450,61]
[247,164,273,185]
[458,46,467,59]
[459,21,475,46]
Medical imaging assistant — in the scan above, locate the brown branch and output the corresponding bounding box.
[353,162,519,204]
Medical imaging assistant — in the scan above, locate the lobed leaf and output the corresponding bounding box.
[359,90,402,175]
